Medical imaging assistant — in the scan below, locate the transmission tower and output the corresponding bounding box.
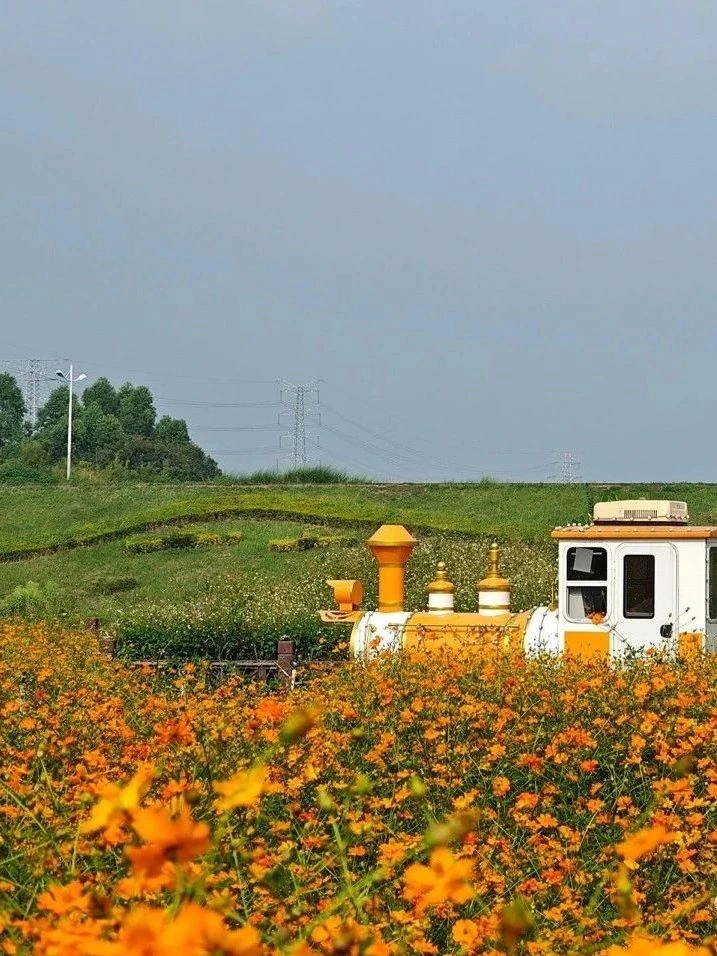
[549,452,582,484]
[24,359,43,431]
[1,357,70,432]
[278,382,321,469]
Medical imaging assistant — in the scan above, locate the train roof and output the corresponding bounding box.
[551,525,717,541]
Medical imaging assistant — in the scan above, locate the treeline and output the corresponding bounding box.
[0,374,219,481]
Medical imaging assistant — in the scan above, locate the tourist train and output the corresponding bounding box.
[319,500,715,659]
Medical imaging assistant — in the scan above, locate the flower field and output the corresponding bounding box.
[1,623,716,954]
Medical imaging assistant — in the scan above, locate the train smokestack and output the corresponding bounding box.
[366,525,417,613]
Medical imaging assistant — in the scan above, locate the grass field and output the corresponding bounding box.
[1,481,716,556]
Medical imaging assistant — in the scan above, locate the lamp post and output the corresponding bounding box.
[56,364,87,481]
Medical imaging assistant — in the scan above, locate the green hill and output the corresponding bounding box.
[1,481,715,556]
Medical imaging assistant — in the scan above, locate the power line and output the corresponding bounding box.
[156,399,280,408]
[205,448,279,455]
[194,425,281,433]
[97,363,279,385]
[319,398,550,472]
[317,443,407,481]
[319,399,433,461]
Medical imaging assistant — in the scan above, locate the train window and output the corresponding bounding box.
[566,548,608,622]
[709,549,717,620]
[567,547,607,581]
[623,554,655,619]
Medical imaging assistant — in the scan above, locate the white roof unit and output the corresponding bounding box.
[592,500,689,524]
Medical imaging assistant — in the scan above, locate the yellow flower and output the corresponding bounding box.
[81,764,155,834]
[213,765,268,813]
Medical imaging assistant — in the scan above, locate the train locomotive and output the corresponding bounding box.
[319,500,714,659]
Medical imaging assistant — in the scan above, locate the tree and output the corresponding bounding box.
[155,416,190,445]
[82,377,119,416]
[91,414,125,467]
[118,384,156,437]
[37,386,71,431]
[38,419,71,462]
[156,442,220,481]
[29,377,220,479]
[0,374,26,453]
[18,439,48,469]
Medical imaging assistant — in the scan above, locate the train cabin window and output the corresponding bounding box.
[709,548,717,620]
[566,547,608,622]
[623,554,655,619]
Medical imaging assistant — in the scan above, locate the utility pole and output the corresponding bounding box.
[278,381,321,469]
[56,364,87,481]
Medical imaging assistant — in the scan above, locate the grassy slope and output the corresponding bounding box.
[2,481,716,555]
[0,515,555,629]
[0,518,336,619]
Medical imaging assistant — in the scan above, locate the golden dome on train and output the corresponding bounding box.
[478,542,510,592]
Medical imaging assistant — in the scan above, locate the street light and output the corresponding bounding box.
[56,364,87,481]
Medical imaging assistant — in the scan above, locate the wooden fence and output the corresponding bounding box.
[86,618,297,690]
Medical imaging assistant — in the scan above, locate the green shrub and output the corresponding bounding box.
[157,531,197,549]
[269,538,300,552]
[315,534,359,547]
[0,463,55,484]
[269,536,319,553]
[114,573,333,662]
[125,529,244,553]
[87,573,140,595]
[0,580,62,616]
[125,536,166,554]
[215,465,367,484]
[194,531,244,547]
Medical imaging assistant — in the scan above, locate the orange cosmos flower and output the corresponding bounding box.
[85,903,261,956]
[126,804,211,876]
[602,934,711,956]
[452,918,480,949]
[163,903,262,956]
[213,765,268,813]
[81,764,155,834]
[81,905,168,955]
[402,847,474,915]
[36,880,91,916]
[615,825,676,866]
[492,776,511,797]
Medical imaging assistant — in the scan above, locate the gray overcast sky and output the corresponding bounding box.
[2,1,716,482]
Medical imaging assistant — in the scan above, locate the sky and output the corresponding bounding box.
[1,1,716,482]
